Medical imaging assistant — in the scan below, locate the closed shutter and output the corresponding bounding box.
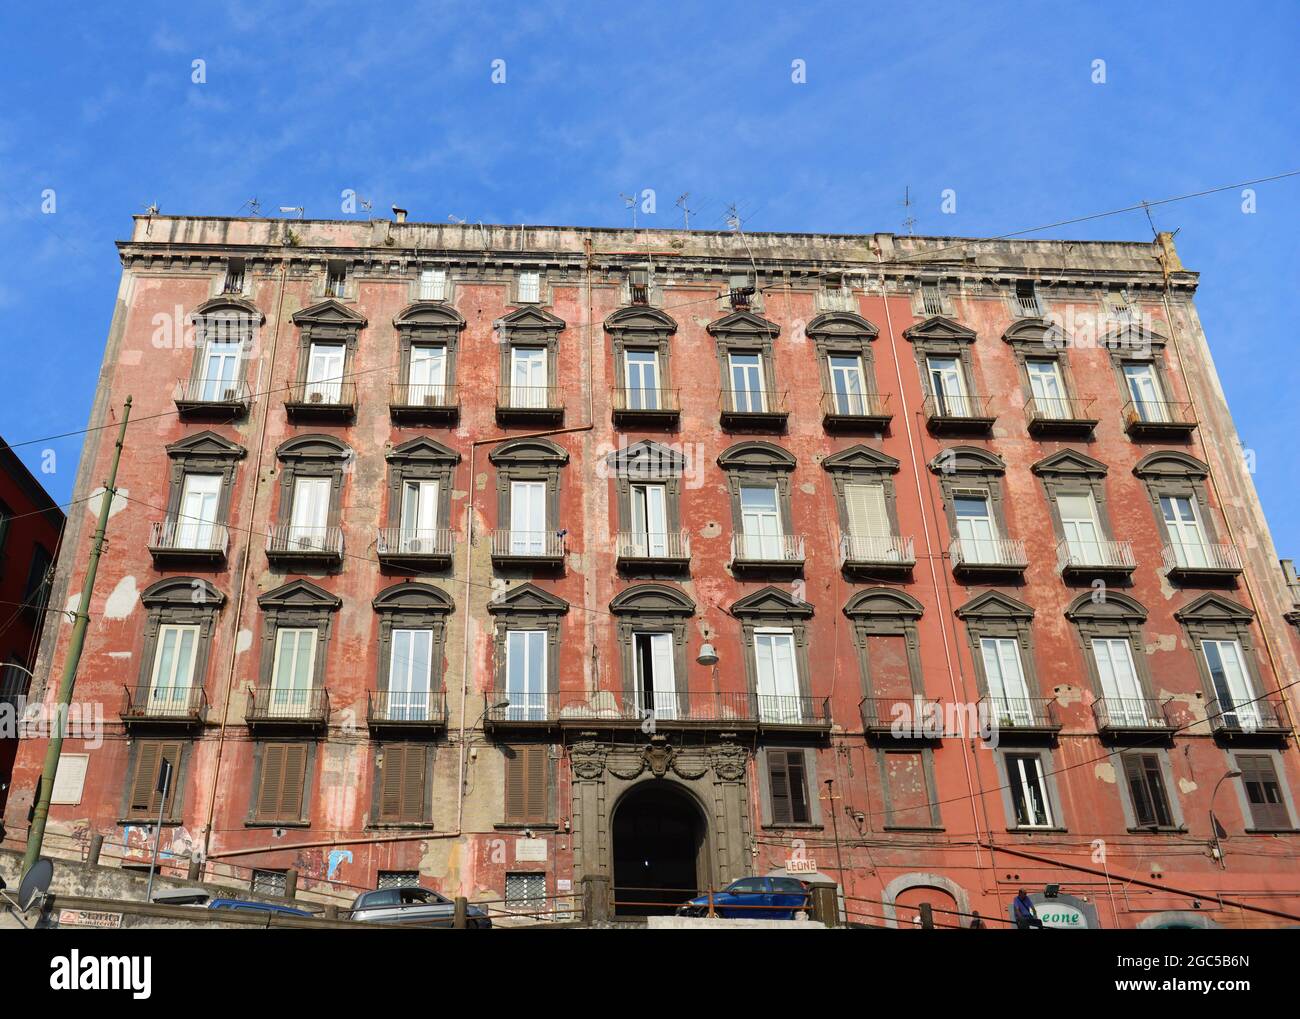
[378,745,428,824]
[845,483,889,538]
[1238,754,1291,830]
[255,743,308,822]
[128,740,182,818]
[505,745,547,824]
[769,751,793,824]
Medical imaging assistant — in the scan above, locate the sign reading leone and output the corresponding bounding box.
[785,857,818,874]
[58,909,123,929]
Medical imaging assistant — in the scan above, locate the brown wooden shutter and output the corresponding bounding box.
[769,751,793,825]
[378,745,427,824]
[129,742,162,816]
[400,746,427,823]
[255,744,286,821]
[786,751,810,824]
[277,743,308,819]
[379,746,405,822]
[523,746,547,823]
[505,746,526,823]
[505,745,547,824]
[1239,754,1290,829]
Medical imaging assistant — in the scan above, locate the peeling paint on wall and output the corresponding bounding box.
[1095,762,1117,784]
[103,575,138,620]
[86,486,129,519]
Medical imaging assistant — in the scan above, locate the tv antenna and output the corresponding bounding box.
[619,192,638,229]
[279,205,305,219]
[238,197,263,217]
[725,203,743,232]
[448,214,466,224]
[900,186,917,236]
[675,192,696,230]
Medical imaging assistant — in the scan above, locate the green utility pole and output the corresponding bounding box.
[22,396,132,877]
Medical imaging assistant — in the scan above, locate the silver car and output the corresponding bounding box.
[349,886,492,928]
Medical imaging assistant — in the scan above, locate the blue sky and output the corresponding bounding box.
[1,1,1297,553]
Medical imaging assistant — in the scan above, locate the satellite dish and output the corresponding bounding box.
[18,859,53,911]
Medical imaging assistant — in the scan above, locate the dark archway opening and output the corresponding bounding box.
[612,782,705,916]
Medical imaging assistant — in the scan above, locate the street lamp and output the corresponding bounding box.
[1209,769,1243,869]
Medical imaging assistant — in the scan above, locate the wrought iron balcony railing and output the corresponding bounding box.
[1161,542,1243,577]
[840,533,915,569]
[1205,695,1288,736]
[148,518,230,559]
[719,389,789,427]
[367,689,448,727]
[1091,696,1171,734]
[174,377,252,413]
[615,530,690,565]
[820,390,892,425]
[285,380,357,413]
[949,536,1028,571]
[490,528,567,562]
[860,695,945,735]
[923,392,994,425]
[1024,394,1098,435]
[730,533,805,568]
[121,684,207,723]
[1055,537,1136,575]
[390,382,458,412]
[376,527,455,561]
[980,696,1061,733]
[267,524,344,561]
[246,686,330,726]
[496,385,563,415]
[1122,398,1197,437]
[611,387,681,419]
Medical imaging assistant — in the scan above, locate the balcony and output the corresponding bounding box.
[484,692,559,731]
[265,524,344,568]
[1091,697,1171,738]
[612,387,680,426]
[980,696,1061,737]
[1025,394,1098,438]
[840,534,915,578]
[246,686,330,731]
[949,537,1028,580]
[1205,695,1289,739]
[376,527,455,570]
[754,694,832,733]
[121,685,207,729]
[556,690,758,731]
[821,390,892,431]
[719,389,789,432]
[615,530,691,573]
[148,518,230,566]
[1055,538,1137,582]
[490,528,567,569]
[389,382,459,423]
[1161,542,1243,584]
[922,393,995,434]
[1122,399,1197,440]
[729,533,805,575]
[284,381,357,422]
[174,378,252,420]
[860,695,945,738]
[496,385,564,425]
[367,690,448,733]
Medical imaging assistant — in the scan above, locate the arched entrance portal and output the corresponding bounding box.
[612,782,707,916]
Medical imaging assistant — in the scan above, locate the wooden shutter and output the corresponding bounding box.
[255,743,308,822]
[1238,754,1290,830]
[769,751,793,824]
[128,740,182,818]
[505,745,547,824]
[378,745,428,824]
[845,483,888,537]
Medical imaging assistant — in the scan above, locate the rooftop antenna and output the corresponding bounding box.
[725,202,742,232]
[675,192,696,230]
[900,186,917,236]
[448,215,466,224]
[238,197,263,217]
[619,193,638,229]
[279,206,305,219]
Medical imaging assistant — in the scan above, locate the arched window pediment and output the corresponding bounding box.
[604,305,677,339]
[1065,591,1147,623]
[142,576,225,608]
[393,302,466,333]
[717,440,796,471]
[1133,450,1209,482]
[489,436,569,468]
[488,582,569,616]
[1001,317,1069,349]
[191,296,265,327]
[373,581,454,614]
[275,433,352,463]
[843,588,924,620]
[807,311,878,342]
[927,445,1005,476]
[822,444,899,474]
[609,583,695,616]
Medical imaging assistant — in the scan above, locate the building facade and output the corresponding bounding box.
[5,216,1300,927]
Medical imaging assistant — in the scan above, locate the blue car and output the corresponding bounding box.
[677,877,809,920]
[207,897,314,917]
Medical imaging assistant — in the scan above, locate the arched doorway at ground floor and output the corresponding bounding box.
[611,781,708,916]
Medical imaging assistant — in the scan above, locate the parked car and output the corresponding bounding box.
[349,886,492,928]
[677,876,810,920]
[208,897,314,917]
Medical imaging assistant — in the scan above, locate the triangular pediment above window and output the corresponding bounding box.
[604,440,687,477]
[1065,591,1146,623]
[489,437,569,467]
[1173,593,1254,625]
[1133,450,1209,481]
[604,306,677,337]
[717,440,796,471]
[1100,322,1168,352]
[142,576,225,608]
[393,302,466,332]
[609,583,695,616]
[291,299,368,328]
[488,582,570,615]
[257,578,342,611]
[500,305,566,338]
[822,444,900,474]
[955,590,1034,621]
[807,311,878,341]
[730,586,814,620]
[706,310,781,340]
[1031,450,1108,478]
[373,581,454,614]
[1002,318,1068,349]
[903,315,976,343]
[387,436,461,465]
[927,445,1005,475]
[843,588,924,620]
[166,430,247,460]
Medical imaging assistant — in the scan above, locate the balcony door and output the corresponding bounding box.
[506,629,547,720]
[844,482,891,560]
[305,342,345,402]
[1091,638,1147,725]
[409,344,446,403]
[148,624,199,713]
[1160,495,1209,568]
[927,356,968,416]
[954,494,997,563]
[177,473,221,549]
[289,476,331,550]
[624,350,661,410]
[200,339,242,401]
[389,628,433,721]
[1026,359,1066,417]
[1058,492,1103,565]
[754,629,801,723]
[400,480,439,552]
[1202,639,1259,730]
[630,483,668,557]
[510,347,547,408]
[509,481,546,555]
[728,352,766,412]
[829,354,867,415]
[271,628,316,715]
[740,485,783,560]
[980,637,1032,725]
[1123,363,1165,422]
[633,631,677,720]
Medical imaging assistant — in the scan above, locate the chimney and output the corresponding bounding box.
[392,206,408,223]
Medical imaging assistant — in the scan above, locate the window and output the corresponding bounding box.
[388,629,433,719]
[607,306,677,417]
[504,744,548,823]
[506,630,547,720]
[1201,639,1258,728]
[255,579,340,706]
[252,742,310,823]
[607,441,688,567]
[1237,754,1291,830]
[375,744,430,825]
[506,872,546,911]
[517,271,541,304]
[509,480,547,554]
[633,631,677,719]
[383,437,459,554]
[1058,492,1104,564]
[1006,753,1053,828]
[728,351,766,412]
[222,258,245,295]
[730,586,814,724]
[881,749,941,828]
[399,480,439,552]
[325,262,347,298]
[200,337,243,402]
[921,282,944,316]
[828,354,867,415]
[125,739,183,819]
[754,629,801,723]
[1092,637,1146,724]
[271,628,316,713]
[845,589,926,707]
[176,472,222,549]
[373,582,453,720]
[709,311,782,423]
[377,870,421,889]
[1161,495,1209,568]
[927,355,969,416]
[419,268,447,301]
[251,869,288,897]
[981,638,1032,723]
[1122,752,1174,829]
[1025,358,1067,416]
[610,584,694,719]
[954,494,997,560]
[628,483,669,557]
[1123,362,1165,422]
[623,349,661,409]
[509,346,547,407]
[739,485,783,560]
[767,749,811,824]
[1015,279,1042,315]
[305,342,345,402]
[288,475,331,551]
[271,436,349,560]
[844,481,889,544]
[147,624,199,712]
[408,344,447,403]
